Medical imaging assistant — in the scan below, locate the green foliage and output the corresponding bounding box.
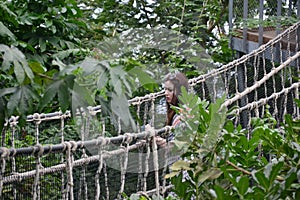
[162,94,300,200]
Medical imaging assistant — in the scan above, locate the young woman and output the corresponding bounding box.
[148,72,189,147]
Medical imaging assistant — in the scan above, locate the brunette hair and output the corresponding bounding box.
[164,72,189,125]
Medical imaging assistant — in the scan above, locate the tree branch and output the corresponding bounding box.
[226,160,251,175]
[226,160,284,181]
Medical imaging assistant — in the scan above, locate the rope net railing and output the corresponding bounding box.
[0,21,300,199]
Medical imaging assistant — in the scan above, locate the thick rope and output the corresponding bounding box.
[236,82,300,114]
[33,115,42,200]
[9,116,17,199]
[95,140,103,200]
[60,116,65,199]
[103,162,109,200]
[161,126,172,196]
[150,128,160,197]
[0,147,10,199]
[118,142,129,198]
[143,139,151,192]
[32,144,43,200]
[65,142,74,200]
[221,51,300,110]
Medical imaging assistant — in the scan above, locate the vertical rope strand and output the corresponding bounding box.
[60,113,66,199]
[254,55,259,102]
[295,87,299,119]
[0,147,9,199]
[0,157,5,199]
[118,142,129,198]
[143,140,151,192]
[78,111,88,200]
[103,162,109,200]
[9,117,17,199]
[151,130,160,197]
[150,97,155,127]
[136,103,141,133]
[95,141,103,200]
[161,127,171,196]
[137,144,143,191]
[143,101,149,127]
[65,142,74,200]
[33,115,42,200]
[224,71,229,98]
[118,117,122,135]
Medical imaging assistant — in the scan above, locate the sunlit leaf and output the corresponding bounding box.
[198,168,222,183]
[170,160,192,171]
[164,171,180,179]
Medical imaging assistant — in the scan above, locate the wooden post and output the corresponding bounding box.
[243,0,248,53]
[258,0,264,46]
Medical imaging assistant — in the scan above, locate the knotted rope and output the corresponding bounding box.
[0,147,10,199]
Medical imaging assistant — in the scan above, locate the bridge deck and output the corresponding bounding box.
[232,27,297,54]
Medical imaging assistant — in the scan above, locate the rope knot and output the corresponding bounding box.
[33,113,42,125]
[64,110,71,118]
[9,116,18,127]
[33,144,44,157]
[0,147,10,158]
[69,141,78,152]
[123,133,133,144]
[64,142,72,152]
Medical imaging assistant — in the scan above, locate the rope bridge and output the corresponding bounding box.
[1,21,300,199]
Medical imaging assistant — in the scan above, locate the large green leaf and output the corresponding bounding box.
[71,82,95,114]
[39,79,64,110]
[128,66,158,92]
[0,45,34,83]
[39,75,76,112]
[110,66,126,95]
[111,92,135,129]
[6,85,38,116]
[0,87,17,97]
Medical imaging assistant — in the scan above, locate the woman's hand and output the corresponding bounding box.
[155,136,167,147]
[145,124,167,147]
[145,124,152,131]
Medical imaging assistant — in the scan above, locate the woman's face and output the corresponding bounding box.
[164,80,175,104]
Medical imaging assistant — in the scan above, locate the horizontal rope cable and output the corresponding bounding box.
[0,127,172,157]
[236,82,300,114]
[2,141,147,184]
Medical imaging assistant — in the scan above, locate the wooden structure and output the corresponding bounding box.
[229,0,300,55]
